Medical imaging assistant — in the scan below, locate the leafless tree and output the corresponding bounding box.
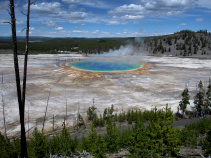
[65,90,67,120]
[2,95,7,139]
[1,72,6,139]
[43,90,51,132]
[1,72,3,84]
[8,0,34,157]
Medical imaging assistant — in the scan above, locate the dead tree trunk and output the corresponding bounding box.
[2,95,7,139]
[65,90,67,120]
[9,0,32,157]
[43,90,51,132]
[1,72,3,84]
[22,0,30,109]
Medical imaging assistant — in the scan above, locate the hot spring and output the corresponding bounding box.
[67,61,141,72]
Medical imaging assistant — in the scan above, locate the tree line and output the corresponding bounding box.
[179,79,211,118]
[0,37,127,55]
[1,103,211,157]
[145,30,211,56]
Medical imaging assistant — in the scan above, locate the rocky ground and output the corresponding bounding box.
[0,53,211,137]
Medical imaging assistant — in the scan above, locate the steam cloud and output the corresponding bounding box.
[94,37,148,57]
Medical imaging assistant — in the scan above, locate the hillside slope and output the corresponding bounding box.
[145,30,211,58]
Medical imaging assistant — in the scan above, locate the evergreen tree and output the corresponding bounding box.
[129,118,151,157]
[204,79,211,112]
[49,135,60,155]
[122,112,126,122]
[73,136,79,152]
[87,106,97,121]
[202,130,211,154]
[99,114,105,127]
[87,123,98,152]
[180,128,197,148]
[92,113,99,126]
[120,128,131,148]
[78,114,85,128]
[59,128,73,156]
[28,128,48,158]
[104,117,120,153]
[147,105,181,157]
[179,87,190,117]
[103,108,107,119]
[167,37,172,45]
[194,80,205,115]
[0,132,14,157]
[147,108,163,157]
[114,113,118,121]
[108,104,114,116]
[91,135,107,157]
[161,105,181,157]
[77,136,88,152]
[12,138,21,157]
[127,110,132,124]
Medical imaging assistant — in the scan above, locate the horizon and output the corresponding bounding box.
[0,29,209,39]
[0,0,211,38]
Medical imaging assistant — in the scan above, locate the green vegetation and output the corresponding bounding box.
[0,37,127,54]
[1,29,210,56]
[1,103,211,157]
[179,87,190,117]
[0,71,211,158]
[194,80,205,115]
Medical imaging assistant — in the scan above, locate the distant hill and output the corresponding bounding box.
[1,30,211,58]
[144,30,211,58]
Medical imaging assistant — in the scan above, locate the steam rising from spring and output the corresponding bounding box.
[94,37,147,57]
[90,37,148,63]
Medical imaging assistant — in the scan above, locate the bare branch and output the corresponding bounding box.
[21,28,26,32]
[3,22,12,25]
[21,11,27,16]
[6,8,11,15]
[30,0,37,5]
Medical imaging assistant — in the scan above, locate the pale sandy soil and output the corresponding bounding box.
[0,53,211,137]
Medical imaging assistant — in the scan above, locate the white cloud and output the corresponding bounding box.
[69,4,77,10]
[42,20,56,27]
[52,11,88,24]
[16,21,25,25]
[28,2,88,24]
[106,21,120,25]
[196,18,203,22]
[196,0,211,9]
[108,4,146,22]
[109,4,145,16]
[62,0,112,9]
[29,2,61,14]
[108,0,197,23]
[144,0,196,10]
[29,27,35,30]
[166,11,183,15]
[92,30,100,34]
[180,23,187,25]
[72,30,88,33]
[121,15,144,20]
[55,27,63,30]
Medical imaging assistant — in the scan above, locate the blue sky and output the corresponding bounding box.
[0,0,211,37]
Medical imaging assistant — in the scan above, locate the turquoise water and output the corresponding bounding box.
[68,61,141,72]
